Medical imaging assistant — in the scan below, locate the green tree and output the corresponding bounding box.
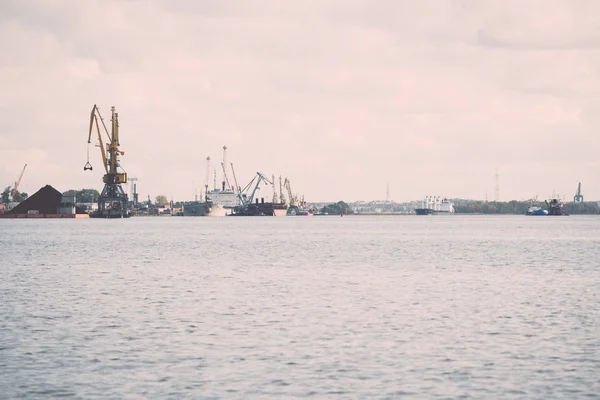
[155,195,168,206]
[321,201,352,215]
[63,189,100,203]
[1,187,11,204]
[12,191,28,202]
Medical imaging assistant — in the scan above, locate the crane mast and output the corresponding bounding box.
[272,174,278,203]
[205,156,210,201]
[221,145,232,191]
[10,164,27,197]
[84,104,130,218]
[279,176,286,204]
[284,177,298,207]
[574,182,584,203]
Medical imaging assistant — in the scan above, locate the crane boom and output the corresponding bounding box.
[10,164,27,197]
[279,176,286,204]
[272,174,277,203]
[221,162,232,191]
[284,177,298,206]
[86,106,108,173]
[221,146,231,191]
[246,173,270,205]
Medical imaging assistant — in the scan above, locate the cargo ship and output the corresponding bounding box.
[546,198,569,216]
[230,198,287,216]
[415,196,454,215]
[183,201,226,216]
[525,198,568,216]
[525,206,548,216]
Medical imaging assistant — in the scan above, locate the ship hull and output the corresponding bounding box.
[415,208,436,215]
[231,202,288,216]
[183,202,226,216]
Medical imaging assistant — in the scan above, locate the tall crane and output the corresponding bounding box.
[246,172,271,205]
[284,177,299,207]
[204,156,211,201]
[84,104,129,218]
[10,164,27,198]
[272,174,278,203]
[574,182,584,203]
[3,164,27,203]
[220,145,232,192]
[279,176,286,204]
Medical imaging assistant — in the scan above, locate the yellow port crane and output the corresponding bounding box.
[85,105,127,185]
[84,104,130,218]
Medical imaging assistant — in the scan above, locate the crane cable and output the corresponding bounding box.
[84,143,93,171]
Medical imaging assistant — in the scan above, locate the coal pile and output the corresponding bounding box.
[9,185,62,214]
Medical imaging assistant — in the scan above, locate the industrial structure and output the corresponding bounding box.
[3,164,27,204]
[574,182,584,203]
[84,104,130,218]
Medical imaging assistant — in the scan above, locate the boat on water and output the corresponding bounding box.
[183,201,226,217]
[415,196,454,215]
[525,199,568,216]
[525,206,548,216]
[546,198,569,216]
[230,198,288,216]
[289,208,313,216]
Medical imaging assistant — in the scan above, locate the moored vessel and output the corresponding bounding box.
[415,196,454,215]
[546,198,569,216]
[525,206,548,216]
[183,201,226,216]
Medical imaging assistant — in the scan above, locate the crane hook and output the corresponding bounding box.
[84,144,93,171]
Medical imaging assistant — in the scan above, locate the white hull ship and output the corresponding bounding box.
[415,196,454,215]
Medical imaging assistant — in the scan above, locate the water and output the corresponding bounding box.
[1,215,599,399]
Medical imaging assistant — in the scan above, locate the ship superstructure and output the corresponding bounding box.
[205,146,239,212]
[415,196,454,215]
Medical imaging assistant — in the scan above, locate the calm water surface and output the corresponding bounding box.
[1,215,599,399]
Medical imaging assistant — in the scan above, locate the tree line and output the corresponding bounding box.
[1,188,28,203]
[453,200,599,214]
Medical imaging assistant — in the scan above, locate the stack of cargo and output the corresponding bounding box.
[0,185,89,218]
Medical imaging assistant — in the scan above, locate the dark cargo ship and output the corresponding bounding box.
[230,198,287,216]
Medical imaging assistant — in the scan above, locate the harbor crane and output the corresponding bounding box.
[573,182,584,203]
[220,146,232,192]
[3,163,27,203]
[279,176,286,204]
[236,172,271,206]
[283,177,299,207]
[84,104,130,218]
[272,174,278,203]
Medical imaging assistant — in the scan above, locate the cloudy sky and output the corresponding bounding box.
[1,0,599,202]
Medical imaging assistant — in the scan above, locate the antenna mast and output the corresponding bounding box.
[272,174,278,203]
[205,156,210,201]
[279,176,286,204]
[221,145,231,191]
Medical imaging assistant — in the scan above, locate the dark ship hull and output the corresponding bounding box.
[415,208,436,215]
[231,202,288,216]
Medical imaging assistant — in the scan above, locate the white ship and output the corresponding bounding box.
[200,146,241,215]
[415,196,454,215]
[206,186,238,209]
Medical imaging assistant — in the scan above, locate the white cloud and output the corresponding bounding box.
[1,0,599,201]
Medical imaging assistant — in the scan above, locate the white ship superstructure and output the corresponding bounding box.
[202,145,241,212]
[206,188,238,208]
[420,196,454,213]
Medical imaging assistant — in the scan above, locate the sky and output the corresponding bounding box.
[1,0,599,202]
